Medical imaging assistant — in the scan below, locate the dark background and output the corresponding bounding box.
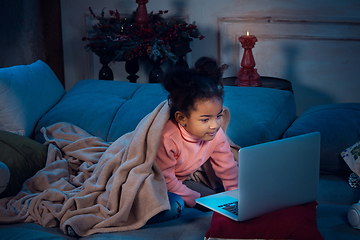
[0,0,64,87]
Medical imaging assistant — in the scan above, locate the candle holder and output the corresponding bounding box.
[235,32,261,87]
[135,0,149,30]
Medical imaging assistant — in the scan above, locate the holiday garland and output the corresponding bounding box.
[82,7,204,63]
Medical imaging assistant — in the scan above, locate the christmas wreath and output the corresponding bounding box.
[82,7,204,63]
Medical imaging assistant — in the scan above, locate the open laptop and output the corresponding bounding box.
[195,131,320,221]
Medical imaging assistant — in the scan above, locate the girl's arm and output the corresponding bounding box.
[156,137,201,207]
[210,129,239,191]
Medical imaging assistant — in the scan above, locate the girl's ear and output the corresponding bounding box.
[175,111,187,126]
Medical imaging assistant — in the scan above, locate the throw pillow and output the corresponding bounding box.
[0,130,48,198]
[283,103,360,175]
[0,60,65,137]
[341,140,360,177]
[341,141,360,188]
[205,201,324,240]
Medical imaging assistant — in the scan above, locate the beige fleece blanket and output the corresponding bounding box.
[0,101,172,236]
[0,100,237,237]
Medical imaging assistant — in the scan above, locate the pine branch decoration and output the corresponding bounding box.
[82,7,204,63]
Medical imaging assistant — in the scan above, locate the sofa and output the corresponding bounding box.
[0,60,360,239]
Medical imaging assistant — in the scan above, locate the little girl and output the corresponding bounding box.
[156,57,238,207]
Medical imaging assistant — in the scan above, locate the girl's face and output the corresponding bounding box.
[176,97,223,141]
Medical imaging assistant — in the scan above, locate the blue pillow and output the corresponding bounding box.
[283,103,360,175]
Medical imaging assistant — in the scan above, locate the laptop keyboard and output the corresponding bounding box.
[218,201,238,215]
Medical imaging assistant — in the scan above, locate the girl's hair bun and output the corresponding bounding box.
[161,68,193,93]
[194,57,228,85]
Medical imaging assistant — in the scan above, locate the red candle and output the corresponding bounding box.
[235,31,261,87]
[239,31,257,68]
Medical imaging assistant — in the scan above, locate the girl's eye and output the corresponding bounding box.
[216,114,223,119]
[201,119,209,122]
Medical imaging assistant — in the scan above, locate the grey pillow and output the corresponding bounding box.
[0,130,47,198]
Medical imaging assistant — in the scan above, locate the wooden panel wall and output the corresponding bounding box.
[219,16,360,114]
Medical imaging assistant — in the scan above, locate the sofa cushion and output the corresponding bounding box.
[318,174,360,205]
[35,80,296,148]
[0,60,65,137]
[205,201,324,240]
[107,83,168,142]
[34,80,168,143]
[317,204,360,239]
[0,130,47,198]
[223,86,296,147]
[283,103,360,175]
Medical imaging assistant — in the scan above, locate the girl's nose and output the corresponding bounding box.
[210,119,220,129]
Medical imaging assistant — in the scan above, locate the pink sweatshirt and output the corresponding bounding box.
[155,119,238,207]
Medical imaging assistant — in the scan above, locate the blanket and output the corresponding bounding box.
[0,101,171,236]
[0,100,236,237]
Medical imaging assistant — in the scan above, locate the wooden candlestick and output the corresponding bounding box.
[135,0,149,30]
[235,32,261,87]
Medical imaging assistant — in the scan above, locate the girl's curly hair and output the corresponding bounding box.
[162,57,227,118]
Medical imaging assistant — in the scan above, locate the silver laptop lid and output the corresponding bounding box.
[237,131,320,221]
